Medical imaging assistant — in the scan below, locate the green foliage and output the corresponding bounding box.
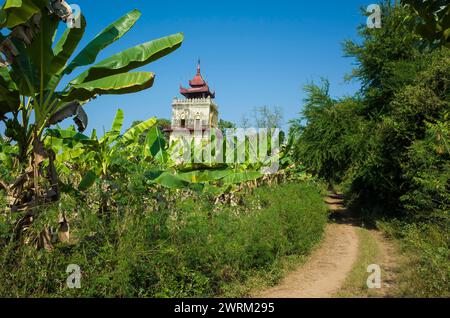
[0,4,183,168]
[401,120,450,222]
[402,0,450,48]
[290,79,367,184]
[379,219,449,297]
[291,2,449,297]
[218,119,236,133]
[0,182,328,297]
[343,2,422,116]
[0,0,47,29]
[294,4,449,216]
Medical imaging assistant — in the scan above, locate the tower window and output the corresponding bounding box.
[180,119,186,128]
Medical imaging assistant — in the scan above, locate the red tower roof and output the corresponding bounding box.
[180,61,215,99]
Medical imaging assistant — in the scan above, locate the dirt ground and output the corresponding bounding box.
[256,194,398,298]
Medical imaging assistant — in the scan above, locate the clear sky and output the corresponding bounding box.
[57,1,374,132]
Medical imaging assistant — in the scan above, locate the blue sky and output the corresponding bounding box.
[17,0,377,132]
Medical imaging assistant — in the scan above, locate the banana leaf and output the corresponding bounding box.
[220,171,263,185]
[0,0,47,29]
[122,117,157,143]
[0,66,17,91]
[144,126,167,164]
[61,72,155,102]
[70,33,184,85]
[9,38,38,96]
[49,14,86,79]
[48,102,88,132]
[110,108,124,134]
[78,170,97,191]
[63,9,141,75]
[176,169,233,184]
[24,10,59,90]
[0,84,20,111]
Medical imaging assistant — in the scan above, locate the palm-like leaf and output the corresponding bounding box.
[61,72,155,102]
[0,0,47,28]
[49,15,86,76]
[144,126,168,164]
[122,117,157,143]
[70,33,184,85]
[63,9,141,75]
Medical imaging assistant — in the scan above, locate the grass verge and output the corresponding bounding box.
[0,182,329,297]
[334,228,381,298]
[378,219,449,298]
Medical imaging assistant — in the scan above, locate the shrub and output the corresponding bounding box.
[0,182,328,297]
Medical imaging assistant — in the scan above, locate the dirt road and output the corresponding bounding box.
[257,194,359,298]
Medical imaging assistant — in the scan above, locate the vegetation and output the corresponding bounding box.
[0,182,327,297]
[241,106,284,129]
[1,0,448,298]
[291,1,449,297]
[0,1,326,298]
[334,228,381,298]
[0,1,184,249]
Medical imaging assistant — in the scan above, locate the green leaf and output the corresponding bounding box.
[111,108,124,134]
[122,117,157,143]
[50,15,87,76]
[221,171,263,185]
[0,66,17,91]
[144,126,168,164]
[150,171,188,189]
[70,33,184,85]
[78,170,97,191]
[9,39,38,96]
[0,0,47,29]
[0,62,20,112]
[61,72,155,102]
[177,169,233,183]
[63,9,141,75]
[0,85,19,112]
[25,12,59,91]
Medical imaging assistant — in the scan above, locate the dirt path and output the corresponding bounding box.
[257,194,360,298]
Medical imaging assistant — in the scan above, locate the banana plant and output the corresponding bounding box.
[47,109,158,190]
[0,1,183,210]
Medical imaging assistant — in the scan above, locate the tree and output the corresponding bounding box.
[131,118,171,142]
[402,0,450,48]
[218,119,235,133]
[0,2,183,213]
[293,2,450,217]
[156,118,172,132]
[291,80,367,186]
[252,106,283,129]
[241,106,283,129]
[343,1,422,117]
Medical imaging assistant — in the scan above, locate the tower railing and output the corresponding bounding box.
[172,97,216,105]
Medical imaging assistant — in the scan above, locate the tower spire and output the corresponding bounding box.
[180,60,215,99]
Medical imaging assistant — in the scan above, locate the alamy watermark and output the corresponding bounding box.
[367,4,382,29]
[67,4,82,29]
[66,264,81,289]
[170,127,281,174]
[367,264,382,289]
[47,1,82,29]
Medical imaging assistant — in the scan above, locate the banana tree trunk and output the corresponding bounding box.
[6,133,61,249]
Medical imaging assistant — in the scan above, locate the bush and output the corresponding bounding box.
[0,182,328,297]
[379,219,449,297]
